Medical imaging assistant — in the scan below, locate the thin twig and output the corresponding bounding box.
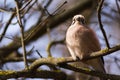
[20,0,32,11]
[22,0,37,16]
[44,1,67,16]
[0,13,15,42]
[97,0,110,48]
[0,8,13,13]
[115,0,120,17]
[46,39,65,57]
[114,57,120,69]
[36,50,43,58]
[15,0,28,69]
[44,0,53,9]
[52,1,67,15]
[0,35,15,41]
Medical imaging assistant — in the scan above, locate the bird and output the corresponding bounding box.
[66,14,106,80]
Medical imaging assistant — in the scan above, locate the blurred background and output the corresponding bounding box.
[0,0,120,80]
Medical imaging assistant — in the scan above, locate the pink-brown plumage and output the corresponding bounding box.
[66,15,106,80]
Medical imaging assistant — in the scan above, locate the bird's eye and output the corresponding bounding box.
[80,18,85,24]
[76,17,81,22]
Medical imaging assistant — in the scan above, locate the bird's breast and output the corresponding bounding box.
[66,25,88,46]
[66,24,100,58]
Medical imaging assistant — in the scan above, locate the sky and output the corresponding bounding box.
[0,0,120,79]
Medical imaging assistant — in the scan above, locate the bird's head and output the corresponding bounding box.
[72,14,86,25]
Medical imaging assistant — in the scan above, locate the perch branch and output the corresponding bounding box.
[60,64,120,80]
[1,44,120,79]
[29,44,120,79]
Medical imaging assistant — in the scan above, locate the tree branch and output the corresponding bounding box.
[0,57,36,64]
[0,13,15,41]
[46,39,65,57]
[29,44,120,79]
[60,64,120,80]
[1,44,120,79]
[0,70,66,80]
[15,0,28,69]
[97,0,110,48]
[115,0,120,17]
